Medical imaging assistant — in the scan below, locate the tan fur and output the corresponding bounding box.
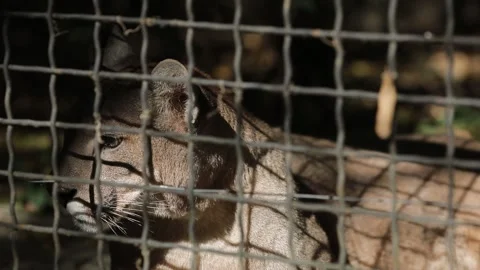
[57,59,331,270]
[285,134,480,270]
[56,59,480,270]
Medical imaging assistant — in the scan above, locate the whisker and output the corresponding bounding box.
[116,203,156,210]
[124,203,161,210]
[107,207,157,235]
[101,217,117,236]
[29,180,55,183]
[115,201,158,208]
[128,202,165,209]
[118,209,142,219]
[109,210,141,225]
[128,207,161,215]
[111,206,144,218]
[107,216,127,235]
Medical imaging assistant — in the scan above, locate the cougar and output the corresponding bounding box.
[56,58,480,270]
[56,59,332,270]
[283,134,480,270]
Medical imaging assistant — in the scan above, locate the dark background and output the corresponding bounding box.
[0,1,479,269]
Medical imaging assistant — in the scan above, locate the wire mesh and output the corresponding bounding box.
[386,0,399,269]
[332,0,347,267]
[139,1,153,270]
[3,10,480,45]
[1,0,480,270]
[91,0,106,269]
[2,15,19,270]
[45,0,62,269]
[443,0,457,268]
[281,0,296,266]
[231,0,247,268]
[185,0,199,269]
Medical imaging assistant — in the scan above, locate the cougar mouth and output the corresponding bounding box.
[66,200,111,233]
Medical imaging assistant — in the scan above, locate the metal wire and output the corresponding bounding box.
[45,1,62,269]
[386,0,399,269]
[4,11,480,45]
[2,15,19,270]
[185,0,198,269]
[0,117,479,170]
[5,170,480,215]
[90,1,106,269]
[4,63,480,109]
[231,0,247,268]
[333,0,347,268]
[281,0,296,267]
[139,1,153,269]
[13,178,480,212]
[1,2,480,270]
[444,0,457,268]
[0,219,357,270]
[3,185,479,239]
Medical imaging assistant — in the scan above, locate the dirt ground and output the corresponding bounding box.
[0,203,110,270]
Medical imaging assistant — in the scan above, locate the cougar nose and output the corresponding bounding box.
[56,186,78,208]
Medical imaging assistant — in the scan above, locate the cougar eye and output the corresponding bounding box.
[101,135,122,149]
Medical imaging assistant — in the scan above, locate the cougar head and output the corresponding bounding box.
[56,59,236,233]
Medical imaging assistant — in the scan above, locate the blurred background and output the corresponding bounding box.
[1,0,480,269]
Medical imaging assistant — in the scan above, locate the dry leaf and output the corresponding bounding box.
[375,70,398,139]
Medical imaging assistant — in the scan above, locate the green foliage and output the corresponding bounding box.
[416,107,480,140]
[28,183,51,208]
[2,131,53,213]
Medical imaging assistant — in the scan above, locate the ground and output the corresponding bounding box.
[0,196,110,270]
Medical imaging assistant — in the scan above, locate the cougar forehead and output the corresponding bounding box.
[101,87,145,125]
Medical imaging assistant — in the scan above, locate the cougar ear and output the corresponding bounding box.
[150,59,213,133]
[102,24,139,71]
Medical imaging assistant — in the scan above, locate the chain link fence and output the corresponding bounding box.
[1,0,480,269]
